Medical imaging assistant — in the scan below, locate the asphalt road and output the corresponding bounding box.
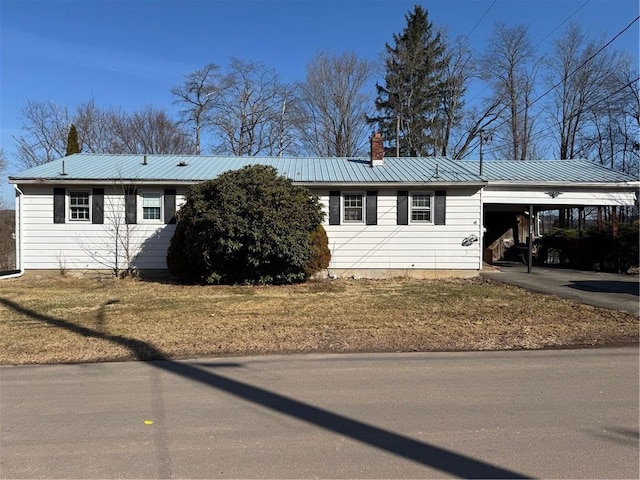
[1,348,638,479]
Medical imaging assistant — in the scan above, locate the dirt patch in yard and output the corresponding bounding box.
[0,276,637,365]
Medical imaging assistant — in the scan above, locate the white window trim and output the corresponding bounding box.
[409,191,434,224]
[138,191,163,224]
[343,192,365,224]
[68,189,91,222]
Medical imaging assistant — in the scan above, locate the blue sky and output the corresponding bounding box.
[1,0,638,204]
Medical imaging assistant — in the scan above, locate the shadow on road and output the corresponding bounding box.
[0,296,530,479]
[566,280,639,296]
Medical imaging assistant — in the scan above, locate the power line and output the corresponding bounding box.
[467,0,496,37]
[477,74,640,159]
[531,0,590,50]
[465,0,595,106]
[528,16,639,113]
[473,16,639,159]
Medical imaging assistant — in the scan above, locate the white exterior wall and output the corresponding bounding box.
[19,185,181,272]
[18,184,483,274]
[482,186,637,206]
[316,187,483,273]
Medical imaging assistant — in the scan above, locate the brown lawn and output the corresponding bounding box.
[0,275,637,365]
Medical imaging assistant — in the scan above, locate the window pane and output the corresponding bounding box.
[411,193,431,223]
[142,193,161,220]
[411,210,431,222]
[143,195,161,207]
[143,207,161,220]
[69,192,90,221]
[343,194,363,222]
[412,194,430,208]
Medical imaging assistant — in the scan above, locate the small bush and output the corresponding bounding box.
[305,224,331,278]
[167,165,327,285]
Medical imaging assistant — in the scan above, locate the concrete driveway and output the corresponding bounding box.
[481,264,639,317]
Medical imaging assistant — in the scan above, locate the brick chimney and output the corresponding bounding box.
[370,132,384,167]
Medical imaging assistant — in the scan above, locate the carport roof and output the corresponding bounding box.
[465,160,637,184]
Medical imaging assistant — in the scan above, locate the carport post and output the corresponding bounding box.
[527,204,534,273]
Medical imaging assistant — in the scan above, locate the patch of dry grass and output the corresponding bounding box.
[0,275,637,365]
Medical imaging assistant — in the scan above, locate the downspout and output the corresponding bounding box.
[1,185,24,280]
[479,186,484,271]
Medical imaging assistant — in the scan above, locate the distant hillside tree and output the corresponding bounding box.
[370,5,449,156]
[65,123,81,156]
[14,100,193,167]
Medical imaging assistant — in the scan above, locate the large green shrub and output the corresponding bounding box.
[167,165,328,284]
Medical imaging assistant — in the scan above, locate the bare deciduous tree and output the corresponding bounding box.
[15,100,70,167]
[171,63,221,155]
[437,36,472,157]
[0,147,6,181]
[79,177,140,278]
[14,100,193,167]
[108,106,194,154]
[208,58,297,156]
[482,22,540,160]
[297,51,375,157]
[546,24,620,160]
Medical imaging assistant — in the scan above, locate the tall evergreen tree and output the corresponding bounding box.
[65,123,80,156]
[371,5,449,157]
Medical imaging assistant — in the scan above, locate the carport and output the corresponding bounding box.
[468,160,639,273]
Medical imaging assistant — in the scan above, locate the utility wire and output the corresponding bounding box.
[475,74,640,159]
[472,16,639,158]
[527,16,639,113]
[465,0,595,106]
[531,0,590,50]
[467,0,496,37]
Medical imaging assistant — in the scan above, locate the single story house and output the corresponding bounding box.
[6,135,638,279]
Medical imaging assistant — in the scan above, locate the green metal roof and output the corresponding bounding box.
[465,160,637,183]
[9,154,486,185]
[9,154,637,186]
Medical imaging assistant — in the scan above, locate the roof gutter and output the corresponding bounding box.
[485,181,640,189]
[291,181,488,188]
[9,178,489,189]
[1,185,24,280]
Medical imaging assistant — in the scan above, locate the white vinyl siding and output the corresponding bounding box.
[318,187,483,271]
[482,186,637,206]
[19,185,180,271]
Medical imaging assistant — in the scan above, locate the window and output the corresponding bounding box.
[141,192,162,221]
[411,192,432,223]
[69,191,90,221]
[343,193,364,222]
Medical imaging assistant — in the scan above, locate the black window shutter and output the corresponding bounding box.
[125,188,137,224]
[164,189,176,224]
[366,191,377,225]
[53,188,65,224]
[329,191,340,225]
[92,188,104,224]
[397,190,408,225]
[434,190,446,225]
